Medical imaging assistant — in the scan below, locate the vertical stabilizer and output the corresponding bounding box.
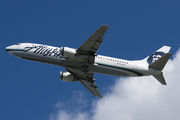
[149,53,172,85]
[149,53,172,71]
[142,46,172,85]
[143,46,171,65]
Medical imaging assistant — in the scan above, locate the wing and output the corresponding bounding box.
[77,25,109,55]
[66,68,102,98]
[66,25,109,64]
[63,25,109,98]
[79,79,102,98]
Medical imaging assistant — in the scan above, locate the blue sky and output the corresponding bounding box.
[1,1,180,120]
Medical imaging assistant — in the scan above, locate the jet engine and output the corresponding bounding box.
[60,46,76,58]
[59,71,77,82]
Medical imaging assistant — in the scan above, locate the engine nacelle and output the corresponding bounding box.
[60,46,76,58]
[59,71,77,82]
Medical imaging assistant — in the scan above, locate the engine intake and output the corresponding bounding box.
[59,71,77,82]
[60,46,76,58]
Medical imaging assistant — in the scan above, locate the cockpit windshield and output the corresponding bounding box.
[15,43,21,45]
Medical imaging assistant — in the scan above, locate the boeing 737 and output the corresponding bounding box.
[6,25,172,98]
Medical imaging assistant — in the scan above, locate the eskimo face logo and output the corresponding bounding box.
[147,52,165,65]
[152,54,161,62]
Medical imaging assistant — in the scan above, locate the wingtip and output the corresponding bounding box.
[101,25,110,27]
[98,95,103,98]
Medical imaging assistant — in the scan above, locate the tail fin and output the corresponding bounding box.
[149,53,172,71]
[142,46,171,85]
[149,52,172,85]
[143,46,171,65]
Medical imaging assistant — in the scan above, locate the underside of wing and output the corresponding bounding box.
[66,68,102,98]
[77,25,109,55]
[79,79,102,98]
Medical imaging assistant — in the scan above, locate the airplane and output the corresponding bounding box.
[5,25,172,98]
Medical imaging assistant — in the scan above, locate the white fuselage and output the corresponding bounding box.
[6,43,160,77]
[5,25,171,97]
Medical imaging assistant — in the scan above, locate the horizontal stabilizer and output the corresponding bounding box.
[149,53,172,71]
[153,73,167,85]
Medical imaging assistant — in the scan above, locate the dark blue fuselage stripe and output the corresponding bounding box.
[6,49,25,52]
[96,63,143,76]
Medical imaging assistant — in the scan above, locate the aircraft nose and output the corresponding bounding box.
[5,45,18,52]
[5,46,12,52]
